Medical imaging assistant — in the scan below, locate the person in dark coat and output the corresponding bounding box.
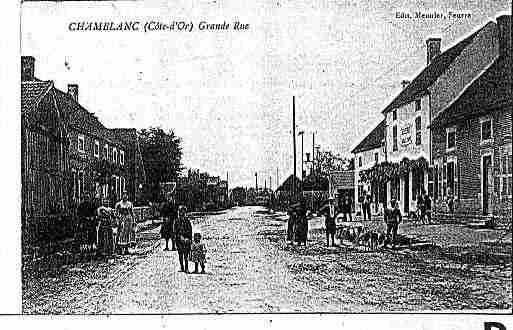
[173,205,192,273]
[160,193,177,251]
[342,195,353,222]
[286,206,297,244]
[294,199,309,246]
[384,199,402,249]
[77,193,99,251]
[319,197,338,247]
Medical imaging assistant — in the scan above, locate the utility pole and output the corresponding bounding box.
[292,96,297,196]
[255,172,258,191]
[312,132,315,176]
[298,131,304,181]
[276,167,279,191]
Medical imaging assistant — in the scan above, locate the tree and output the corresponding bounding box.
[138,127,183,201]
[231,187,247,205]
[314,150,347,177]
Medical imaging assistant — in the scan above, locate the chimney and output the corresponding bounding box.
[497,15,511,59]
[21,56,35,81]
[68,84,79,102]
[426,38,441,65]
[401,80,410,89]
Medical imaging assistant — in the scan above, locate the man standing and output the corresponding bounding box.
[362,191,372,221]
[173,205,192,273]
[319,197,338,247]
[384,199,402,249]
[160,193,177,251]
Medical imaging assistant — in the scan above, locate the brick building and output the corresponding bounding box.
[53,85,128,206]
[21,58,71,244]
[21,55,146,220]
[430,15,512,220]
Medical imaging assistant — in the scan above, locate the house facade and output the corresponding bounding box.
[351,120,385,214]
[381,18,501,215]
[53,86,128,207]
[109,128,147,204]
[21,55,144,217]
[21,57,71,246]
[430,15,512,220]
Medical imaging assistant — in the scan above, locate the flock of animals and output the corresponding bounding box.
[335,224,387,251]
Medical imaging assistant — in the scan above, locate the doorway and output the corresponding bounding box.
[482,155,493,215]
[404,174,410,214]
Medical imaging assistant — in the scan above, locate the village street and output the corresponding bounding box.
[23,206,512,314]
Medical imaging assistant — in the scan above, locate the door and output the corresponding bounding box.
[404,174,410,214]
[482,155,493,215]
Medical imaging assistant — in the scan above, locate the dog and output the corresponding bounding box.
[355,230,386,251]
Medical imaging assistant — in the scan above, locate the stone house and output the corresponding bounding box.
[430,15,512,220]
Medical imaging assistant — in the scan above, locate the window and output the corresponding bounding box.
[481,118,492,142]
[392,110,397,121]
[94,140,100,158]
[374,152,378,163]
[415,99,421,112]
[415,116,422,145]
[104,144,109,160]
[358,156,362,167]
[113,148,118,164]
[501,152,512,198]
[120,150,125,165]
[392,125,398,151]
[446,127,456,151]
[77,134,85,153]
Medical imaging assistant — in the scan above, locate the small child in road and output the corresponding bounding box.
[189,233,206,274]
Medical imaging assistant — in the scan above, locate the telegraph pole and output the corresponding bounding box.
[255,172,258,191]
[312,132,315,175]
[292,96,297,196]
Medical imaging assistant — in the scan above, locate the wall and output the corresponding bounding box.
[386,94,430,163]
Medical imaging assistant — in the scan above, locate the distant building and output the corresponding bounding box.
[109,128,147,203]
[351,120,385,214]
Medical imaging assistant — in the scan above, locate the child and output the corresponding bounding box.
[189,233,206,274]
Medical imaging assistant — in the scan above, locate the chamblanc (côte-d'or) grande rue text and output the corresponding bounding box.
[68,20,250,32]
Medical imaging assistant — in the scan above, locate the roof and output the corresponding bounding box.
[109,128,138,149]
[276,175,302,192]
[351,120,385,154]
[431,56,512,127]
[382,23,489,114]
[53,88,125,148]
[330,170,355,189]
[21,81,53,115]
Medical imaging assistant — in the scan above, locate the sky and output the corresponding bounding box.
[21,0,511,188]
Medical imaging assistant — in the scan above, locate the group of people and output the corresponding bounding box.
[286,199,309,246]
[76,191,136,256]
[160,194,206,274]
[315,195,404,249]
[416,189,432,224]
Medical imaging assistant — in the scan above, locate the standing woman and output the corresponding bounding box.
[115,192,136,255]
[294,199,309,246]
[173,205,192,273]
[96,202,116,256]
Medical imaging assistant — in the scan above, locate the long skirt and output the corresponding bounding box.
[117,215,135,247]
[97,222,115,255]
[294,217,308,244]
[287,216,296,241]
